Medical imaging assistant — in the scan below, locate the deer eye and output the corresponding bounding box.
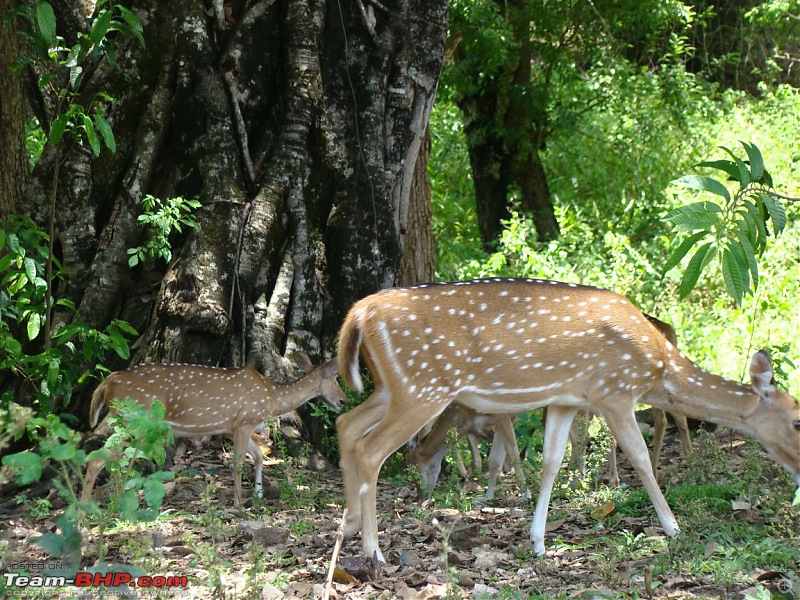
[793,419,800,432]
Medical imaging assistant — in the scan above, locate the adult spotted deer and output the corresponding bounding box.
[410,315,693,498]
[83,358,345,506]
[335,278,800,561]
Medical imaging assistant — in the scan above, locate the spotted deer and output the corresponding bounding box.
[335,278,800,561]
[82,358,346,506]
[410,315,693,498]
[568,314,693,484]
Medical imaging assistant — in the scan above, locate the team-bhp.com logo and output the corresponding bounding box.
[3,565,188,596]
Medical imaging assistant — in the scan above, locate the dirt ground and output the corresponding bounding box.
[1,427,797,600]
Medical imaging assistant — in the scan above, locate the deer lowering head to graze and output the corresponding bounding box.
[407,405,525,501]
[82,358,345,506]
[335,278,800,561]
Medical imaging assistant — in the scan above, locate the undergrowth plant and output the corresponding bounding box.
[127,195,202,267]
[1,399,173,577]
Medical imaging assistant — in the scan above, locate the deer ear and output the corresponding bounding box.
[749,350,776,398]
[323,358,340,375]
[294,352,314,374]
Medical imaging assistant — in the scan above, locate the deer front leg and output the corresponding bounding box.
[674,414,693,455]
[485,429,506,500]
[602,403,680,538]
[530,406,578,555]
[335,393,388,537]
[651,407,668,472]
[81,458,105,503]
[232,428,253,506]
[486,414,528,500]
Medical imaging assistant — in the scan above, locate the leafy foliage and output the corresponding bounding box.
[665,142,786,305]
[1,400,173,574]
[127,195,202,267]
[6,0,143,157]
[0,216,136,414]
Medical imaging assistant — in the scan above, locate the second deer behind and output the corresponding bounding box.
[83,357,345,506]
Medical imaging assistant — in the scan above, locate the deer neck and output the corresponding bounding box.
[270,372,321,415]
[654,343,759,433]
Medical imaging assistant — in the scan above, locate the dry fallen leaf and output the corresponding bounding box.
[590,500,616,520]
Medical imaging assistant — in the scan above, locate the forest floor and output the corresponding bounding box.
[1,423,798,600]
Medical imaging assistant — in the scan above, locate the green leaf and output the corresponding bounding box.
[89,8,114,45]
[35,531,65,557]
[721,249,744,306]
[117,6,145,47]
[93,113,116,154]
[759,194,786,236]
[49,114,70,146]
[83,115,101,156]
[726,239,751,294]
[36,2,57,48]
[679,242,715,299]
[732,229,759,291]
[664,201,722,231]
[65,43,81,68]
[663,231,708,274]
[741,141,764,182]
[69,64,83,90]
[24,257,37,281]
[143,478,166,508]
[27,311,42,340]
[743,199,768,253]
[112,320,138,336]
[671,175,731,203]
[718,146,750,187]
[2,451,44,485]
[85,448,112,462]
[695,159,741,182]
[48,442,76,461]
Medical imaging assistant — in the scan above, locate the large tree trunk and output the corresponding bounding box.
[6,0,447,445]
[0,3,30,217]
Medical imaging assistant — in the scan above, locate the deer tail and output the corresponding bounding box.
[337,305,365,393]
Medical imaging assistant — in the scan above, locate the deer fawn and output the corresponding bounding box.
[83,358,346,506]
[335,278,800,561]
[409,315,693,498]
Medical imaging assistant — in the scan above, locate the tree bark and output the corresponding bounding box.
[0,3,31,217]
[3,0,447,448]
[400,127,436,285]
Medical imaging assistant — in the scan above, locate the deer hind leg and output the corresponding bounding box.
[335,392,389,537]
[231,428,252,506]
[567,409,590,472]
[601,402,679,538]
[651,409,693,474]
[530,405,578,555]
[353,400,445,562]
